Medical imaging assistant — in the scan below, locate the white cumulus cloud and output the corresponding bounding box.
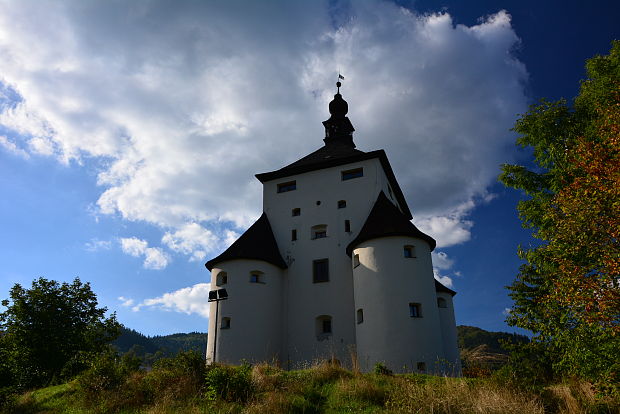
[0,1,528,261]
[118,296,135,307]
[134,283,211,318]
[162,222,218,262]
[120,237,169,270]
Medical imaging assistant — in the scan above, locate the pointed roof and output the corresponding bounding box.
[205,213,287,271]
[346,191,436,256]
[435,279,457,297]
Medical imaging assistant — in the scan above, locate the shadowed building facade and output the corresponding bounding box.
[205,83,460,374]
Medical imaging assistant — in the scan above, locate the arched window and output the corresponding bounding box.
[437,297,447,308]
[315,315,333,340]
[404,245,416,258]
[216,271,228,287]
[356,309,364,324]
[311,224,327,239]
[249,271,265,284]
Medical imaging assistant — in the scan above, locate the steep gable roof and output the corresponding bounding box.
[255,145,413,220]
[205,213,287,271]
[346,191,436,256]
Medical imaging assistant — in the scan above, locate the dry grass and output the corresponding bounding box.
[386,376,545,414]
[7,359,620,414]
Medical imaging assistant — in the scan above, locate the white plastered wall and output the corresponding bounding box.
[206,260,283,365]
[262,157,400,368]
[437,291,462,375]
[352,236,445,373]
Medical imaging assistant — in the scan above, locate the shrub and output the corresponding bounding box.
[204,362,254,403]
[374,362,393,376]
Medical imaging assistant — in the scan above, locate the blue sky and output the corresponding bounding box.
[0,0,618,336]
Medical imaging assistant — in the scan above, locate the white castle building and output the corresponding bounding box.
[205,83,460,374]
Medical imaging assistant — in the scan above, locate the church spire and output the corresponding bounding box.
[322,79,355,148]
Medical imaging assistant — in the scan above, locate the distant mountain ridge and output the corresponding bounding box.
[113,326,207,364]
[457,325,529,354]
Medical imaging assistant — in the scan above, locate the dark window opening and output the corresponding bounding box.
[316,200,321,205]
[404,245,416,258]
[437,297,447,308]
[409,303,422,318]
[341,168,363,181]
[316,315,333,340]
[357,309,364,324]
[216,272,227,287]
[344,220,351,233]
[291,229,297,241]
[277,181,296,193]
[292,208,301,216]
[313,259,329,283]
[221,317,231,329]
[417,362,426,372]
[312,225,328,239]
[337,200,347,208]
[250,271,264,284]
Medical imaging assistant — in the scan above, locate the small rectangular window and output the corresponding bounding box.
[291,229,297,241]
[292,208,301,216]
[417,362,426,372]
[312,225,328,239]
[341,168,363,181]
[353,254,360,268]
[313,259,329,283]
[437,297,447,308]
[337,200,347,209]
[221,317,231,329]
[277,181,296,193]
[404,245,416,258]
[322,319,332,334]
[409,303,422,318]
[344,219,351,233]
[250,272,264,283]
[357,309,364,324]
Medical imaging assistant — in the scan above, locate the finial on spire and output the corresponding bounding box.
[337,73,344,94]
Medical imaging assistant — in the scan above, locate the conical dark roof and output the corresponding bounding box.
[435,279,457,296]
[205,213,287,271]
[346,191,436,256]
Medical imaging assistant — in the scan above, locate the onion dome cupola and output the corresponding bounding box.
[322,81,356,148]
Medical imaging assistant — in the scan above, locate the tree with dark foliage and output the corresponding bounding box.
[0,277,120,388]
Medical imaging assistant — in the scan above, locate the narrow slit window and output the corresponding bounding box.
[353,254,360,268]
[344,220,351,233]
[221,317,231,329]
[409,303,422,318]
[337,200,347,209]
[313,259,329,283]
[291,229,297,241]
[356,309,364,324]
[341,168,363,181]
[404,245,416,258]
[292,208,301,216]
[277,180,296,193]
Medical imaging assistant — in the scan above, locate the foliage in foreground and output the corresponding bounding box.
[4,354,619,414]
[0,277,121,390]
[499,40,620,389]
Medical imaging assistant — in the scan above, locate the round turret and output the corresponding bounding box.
[206,259,283,364]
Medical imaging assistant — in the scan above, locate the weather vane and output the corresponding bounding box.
[337,73,344,93]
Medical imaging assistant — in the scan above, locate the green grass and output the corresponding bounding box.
[3,361,619,414]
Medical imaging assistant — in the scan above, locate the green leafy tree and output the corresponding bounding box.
[499,41,620,388]
[0,277,121,388]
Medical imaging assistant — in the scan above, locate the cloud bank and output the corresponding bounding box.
[0,1,527,272]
